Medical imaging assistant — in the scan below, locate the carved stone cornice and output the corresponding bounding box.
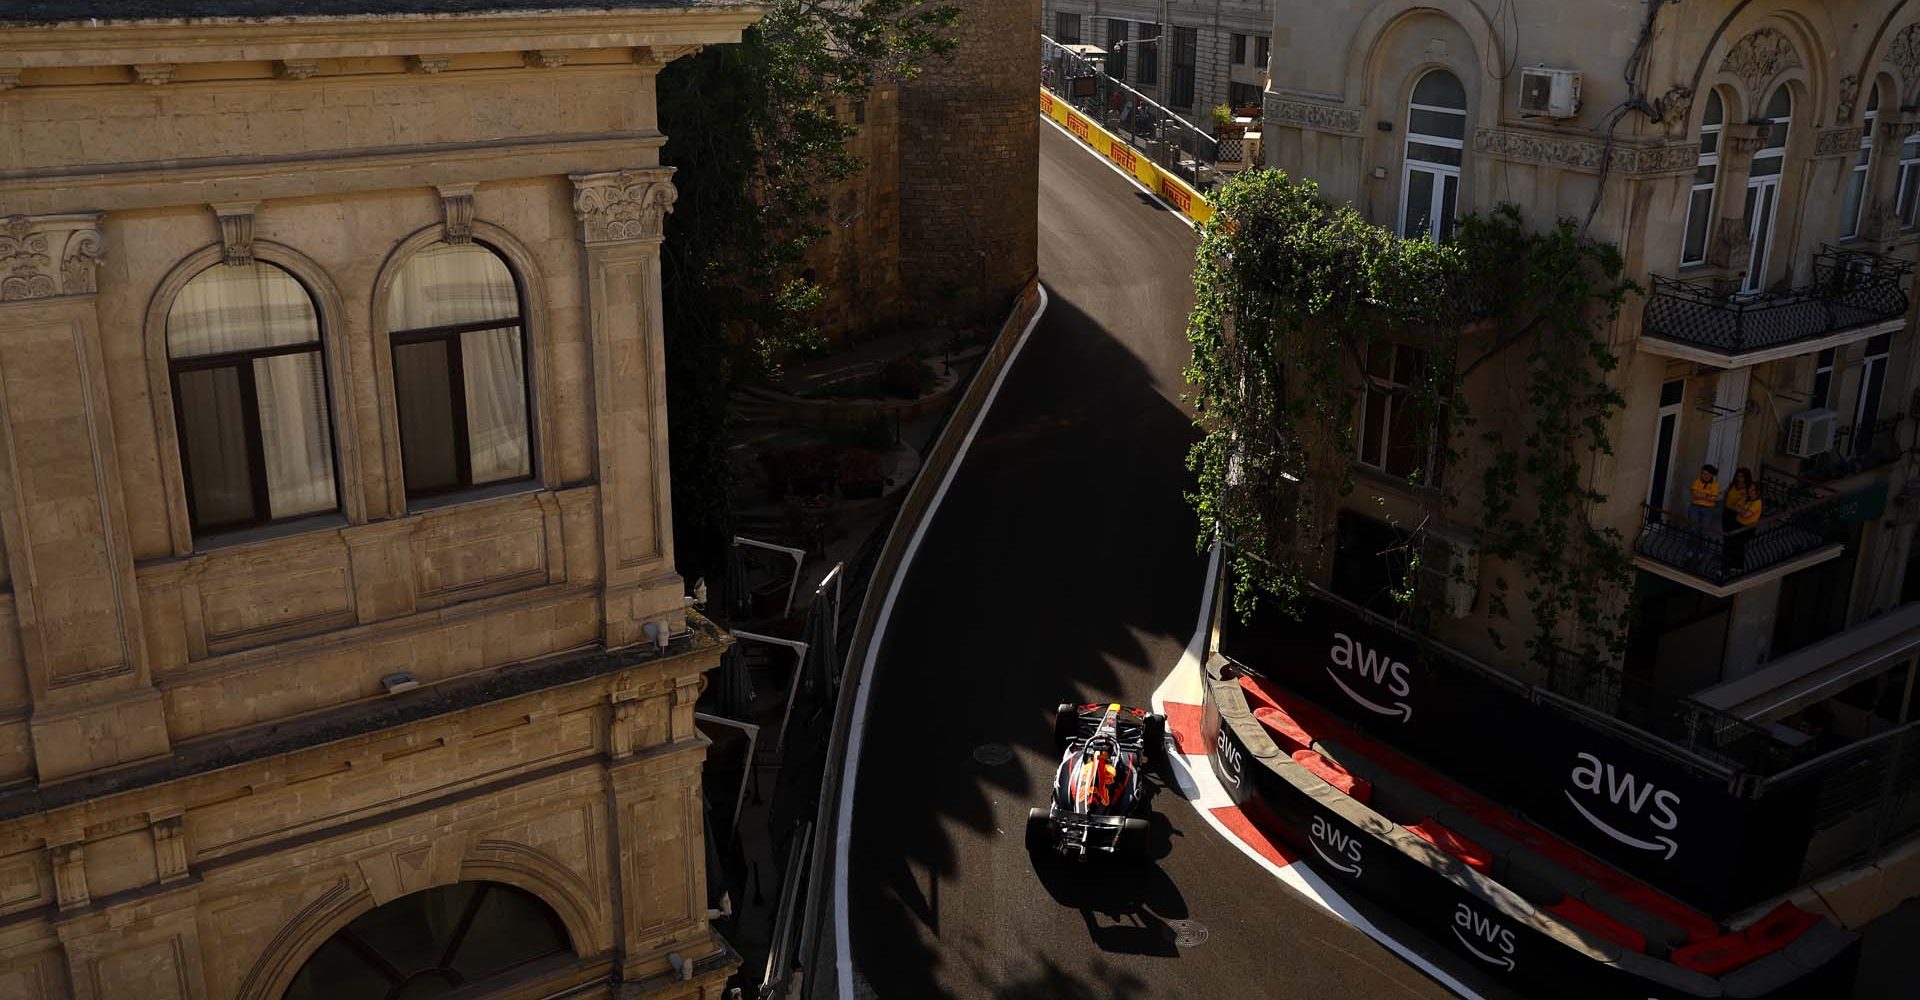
[437,183,477,245]
[1723,122,1769,158]
[407,55,450,75]
[277,60,319,80]
[1721,27,1800,100]
[632,45,704,69]
[1266,98,1362,135]
[524,50,568,69]
[569,169,676,245]
[133,63,176,85]
[1815,125,1863,158]
[0,67,19,91]
[212,201,257,266]
[1836,74,1861,124]
[1471,127,1695,176]
[0,213,104,303]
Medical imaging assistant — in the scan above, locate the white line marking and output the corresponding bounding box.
[1151,538,1490,1000]
[1040,114,1200,232]
[833,285,1051,1000]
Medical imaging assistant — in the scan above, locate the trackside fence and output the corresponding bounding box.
[1041,34,1223,191]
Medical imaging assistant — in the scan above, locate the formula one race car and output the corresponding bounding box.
[1026,702,1166,862]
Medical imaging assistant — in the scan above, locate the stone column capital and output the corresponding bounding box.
[0,212,105,303]
[568,168,677,246]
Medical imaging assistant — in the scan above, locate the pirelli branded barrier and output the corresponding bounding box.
[1040,88,1215,227]
[1217,591,1819,917]
[1199,655,1862,1000]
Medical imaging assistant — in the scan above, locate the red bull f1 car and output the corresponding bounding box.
[1026,702,1166,862]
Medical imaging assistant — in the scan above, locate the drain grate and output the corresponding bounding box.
[972,743,1013,766]
[1164,919,1209,948]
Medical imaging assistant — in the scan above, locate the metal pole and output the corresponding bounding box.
[733,630,812,752]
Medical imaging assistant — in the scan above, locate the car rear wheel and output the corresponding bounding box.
[1142,713,1167,760]
[1025,808,1052,857]
[1119,816,1152,863]
[1052,703,1079,751]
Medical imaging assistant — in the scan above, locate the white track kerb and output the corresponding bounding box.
[832,284,1050,999]
[1150,539,1489,1000]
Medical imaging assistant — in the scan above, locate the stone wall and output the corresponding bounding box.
[808,85,905,343]
[898,0,1040,320]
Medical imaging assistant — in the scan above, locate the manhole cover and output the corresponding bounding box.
[973,743,1013,766]
[1164,919,1209,948]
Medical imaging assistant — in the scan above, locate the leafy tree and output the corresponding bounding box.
[657,0,958,582]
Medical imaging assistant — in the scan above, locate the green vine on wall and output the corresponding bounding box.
[1185,169,1637,671]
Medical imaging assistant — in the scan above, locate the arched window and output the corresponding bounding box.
[1743,86,1792,293]
[283,882,573,1000]
[1897,120,1920,229]
[1401,69,1466,242]
[1681,89,1725,265]
[387,241,533,501]
[1844,85,1881,238]
[167,261,338,534]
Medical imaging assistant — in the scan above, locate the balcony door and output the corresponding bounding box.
[1743,86,1792,294]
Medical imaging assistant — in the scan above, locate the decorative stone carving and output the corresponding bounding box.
[212,202,257,267]
[1711,216,1751,271]
[1837,74,1861,123]
[1861,197,1900,243]
[51,842,87,910]
[1721,28,1800,101]
[1891,24,1920,96]
[133,63,176,85]
[1815,126,1863,158]
[0,67,20,91]
[153,815,189,882]
[1655,84,1694,132]
[407,55,451,75]
[1723,121,1770,158]
[277,60,319,80]
[1,214,104,302]
[1472,128,1694,175]
[437,183,477,245]
[524,50,568,69]
[1267,98,1362,135]
[570,169,677,244]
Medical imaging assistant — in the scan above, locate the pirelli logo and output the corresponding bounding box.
[1159,178,1192,214]
[1109,143,1137,173]
[1067,113,1090,141]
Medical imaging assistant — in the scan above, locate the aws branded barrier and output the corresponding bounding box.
[1217,590,1819,917]
[1040,88,1215,227]
[1200,656,1861,1000]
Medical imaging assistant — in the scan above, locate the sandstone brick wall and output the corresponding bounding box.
[898,0,1040,320]
[807,85,905,342]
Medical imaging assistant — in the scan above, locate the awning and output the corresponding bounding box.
[1692,601,1920,722]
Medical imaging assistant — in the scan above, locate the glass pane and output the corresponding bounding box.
[1366,346,1394,381]
[1360,390,1386,466]
[1860,358,1888,430]
[1703,89,1723,126]
[1698,130,1719,156]
[461,326,532,485]
[1403,168,1436,239]
[447,884,570,981]
[1385,394,1419,477]
[353,883,479,977]
[389,242,520,332]
[176,365,257,529]
[1649,412,1677,509]
[1764,86,1792,123]
[283,936,396,1000]
[1903,165,1920,225]
[394,339,464,495]
[1683,188,1712,263]
[1844,168,1868,238]
[1438,174,1458,241]
[253,350,337,519]
[1693,164,1717,186]
[1746,185,1776,292]
[1408,107,1466,141]
[1407,141,1462,166]
[168,262,318,358]
[1868,85,1881,114]
[1412,70,1465,109]
[1750,153,1783,177]
[1660,379,1686,408]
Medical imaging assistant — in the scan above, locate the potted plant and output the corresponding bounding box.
[839,448,887,499]
[879,353,929,398]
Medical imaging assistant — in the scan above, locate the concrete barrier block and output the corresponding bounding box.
[1811,863,1883,930]
[1872,831,1920,907]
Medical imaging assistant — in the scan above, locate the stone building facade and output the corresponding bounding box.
[1259,0,1920,923]
[0,3,761,998]
[1040,0,1272,132]
[806,86,904,343]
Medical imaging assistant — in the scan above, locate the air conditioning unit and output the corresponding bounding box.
[1424,527,1480,619]
[1519,67,1582,119]
[1786,408,1840,458]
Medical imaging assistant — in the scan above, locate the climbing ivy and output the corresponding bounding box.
[1185,169,1637,672]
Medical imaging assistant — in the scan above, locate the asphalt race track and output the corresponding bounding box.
[841,123,1504,999]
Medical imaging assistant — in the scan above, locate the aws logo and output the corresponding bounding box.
[1564,752,1682,860]
[1451,902,1517,971]
[1214,725,1244,788]
[1309,815,1363,877]
[1326,632,1414,722]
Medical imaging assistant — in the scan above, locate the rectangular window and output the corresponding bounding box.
[1254,36,1270,71]
[1229,82,1261,110]
[1646,379,1685,520]
[1899,134,1920,228]
[1681,114,1721,264]
[1856,334,1892,452]
[1844,101,1878,238]
[1357,344,1439,480]
[1232,33,1247,65]
[1139,23,1159,85]
[1054,12,1080,44]
[1171,26,1197,108]
[1812,348,1836,409]
[1106,19,1128,80]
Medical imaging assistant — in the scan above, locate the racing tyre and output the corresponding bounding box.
[1025,808,1052,858]
[1119,817,1152,863]
[1052,703,1079,752]
[1142,713,1168,761]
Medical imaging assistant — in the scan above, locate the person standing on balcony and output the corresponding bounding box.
[1723,467,1763,573]
[1687,464,1721,532]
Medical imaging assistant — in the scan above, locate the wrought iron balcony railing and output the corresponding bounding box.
[1637,493,1844,588]
[1643,248,1912,357]
[1789,415,1906,484]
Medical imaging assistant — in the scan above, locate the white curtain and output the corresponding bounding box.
[389,242,519,329]
[167,262,335,523]
[462,326,531,484]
